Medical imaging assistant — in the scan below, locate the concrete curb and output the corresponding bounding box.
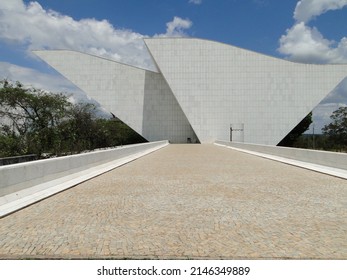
[215,143,347,180]
[0,142,169,218]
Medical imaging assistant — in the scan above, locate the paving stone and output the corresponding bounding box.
[0,144,346,259]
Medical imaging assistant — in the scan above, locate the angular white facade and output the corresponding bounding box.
[34,38,347,145]
[34,50,198,143]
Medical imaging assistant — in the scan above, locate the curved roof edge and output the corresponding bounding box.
[143,37,347,67]
[32,49,160,74]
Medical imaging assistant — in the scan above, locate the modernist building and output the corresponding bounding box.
[34,38,347,145]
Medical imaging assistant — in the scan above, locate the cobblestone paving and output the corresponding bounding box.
[0,144,346,259]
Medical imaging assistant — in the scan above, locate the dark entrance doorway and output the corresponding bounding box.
[230,123,244,142]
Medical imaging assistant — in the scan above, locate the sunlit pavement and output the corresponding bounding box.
[0,144,346,259]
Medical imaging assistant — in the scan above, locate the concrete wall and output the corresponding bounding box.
[145,38,347,145]
[34,50,197,143]
[215,140,347,170]
[0,141,168,197]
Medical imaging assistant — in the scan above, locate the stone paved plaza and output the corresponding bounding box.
[0,144,346,259]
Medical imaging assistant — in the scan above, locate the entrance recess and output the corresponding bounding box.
[230,123,244,142]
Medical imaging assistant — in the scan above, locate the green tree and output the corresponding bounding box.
[0,80,70,156]
[1,79,146,159]
[0,131,25,157]
[89,117,146,149]
[322,106,347,151]
[61,103,97,153]
[278,112,312,147]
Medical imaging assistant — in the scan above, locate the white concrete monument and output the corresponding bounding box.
[34,38,347,145]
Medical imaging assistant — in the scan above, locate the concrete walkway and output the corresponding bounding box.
[0,144,346,259]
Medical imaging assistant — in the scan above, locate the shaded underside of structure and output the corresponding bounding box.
[34,38,347,145]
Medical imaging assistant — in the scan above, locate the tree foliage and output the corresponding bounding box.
[0,80,146,158]
[278,112,312,147]
[322,106,347,150]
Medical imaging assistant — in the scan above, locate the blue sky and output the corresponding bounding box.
[0,0,347,132]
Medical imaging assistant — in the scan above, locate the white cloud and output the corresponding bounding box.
[0,0,25,11]
[294,0,347,23]
[0,62,93,106]
[0,61,84,97]
[320,78,347,105]
[0,0,193,71]
[278,22,347,63]
[0,0,150,69]
[189,0,202,5]
[0,1,194,116]
[0,61,112,116]
[311,102,347,132]
[279,0,347,64]
[278,1,347,132]
[163,17,193,37]
[311,77,347,130]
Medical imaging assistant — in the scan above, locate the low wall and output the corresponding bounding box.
[215,140,347,171]
[0,141,168,197]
